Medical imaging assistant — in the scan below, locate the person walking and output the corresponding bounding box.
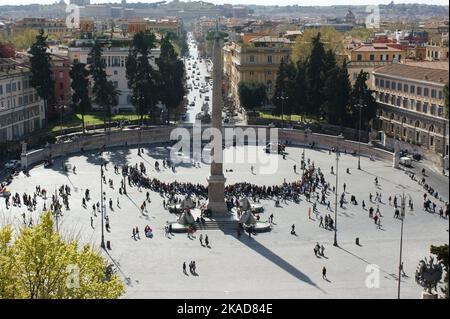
[199,234,203,246]
[291,224,296,235]
[90,216,94,229]
[322,266,327,280]
[319,216,324,228]
[183,262,187,275]
[320,245,325,257]
[205,235,209,247]
[135,226,140,239]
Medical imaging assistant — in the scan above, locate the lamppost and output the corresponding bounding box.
[357,101,364,170]
[100,160,106,249]
[276,92,288,130]
[333,145,340,247]
[395,192,412,299]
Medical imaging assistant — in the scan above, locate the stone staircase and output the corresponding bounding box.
[195,220,239,231]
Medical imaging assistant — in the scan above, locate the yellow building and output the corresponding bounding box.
[348,43,406,88]
[223,36,293,109]
[12,18,68,36]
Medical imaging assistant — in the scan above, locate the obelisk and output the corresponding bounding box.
[207,26,228,216]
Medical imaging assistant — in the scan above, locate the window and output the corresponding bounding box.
[59,71,64,79]
[417,86,422,96]
[267,55,273,64]
[397,82,402,91]
[380,79,385,87]
[18,82,21,91]
[357,54,362,61]
[249,71,254,76]
[403,84,408,92]
[6,84,11,93]
[18,97,22,106]
[113,81,118,88]
[431,89,436,98]
[11,83,16,92]
[439,91,443,100]
[375,78,379,86]
[416,101,421,112]
[430,104,436,115]
[423,88,429,97]
[249,55,255,63]
[369,54,375,61]
[391,81,396,90]
[410,85,415,94]
[113,70,118,75]
[386,80,390,89]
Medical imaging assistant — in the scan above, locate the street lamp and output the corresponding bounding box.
[276,92,288,130]
[395,192,412,299]
[357,101,364,170]
[100,160,106,249]
[333,146,340,247]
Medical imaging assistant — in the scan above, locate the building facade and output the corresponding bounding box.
[68,44,160,113]
[373,63,449,163]
[12,18,68,35]
[223,36,292,109]
[0,58,45,142]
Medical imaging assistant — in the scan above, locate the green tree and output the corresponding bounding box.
[69,62,91,134]
[126,31,159,125]
[88,40,118,132]
[322,60,351,126]
[430,244,449,298]
[273,60,296,120]
[292,60,309,121]
[292,27,344,64]
[28,29,55,124]
[157,35,186,124]
[238,81,267,116]
[349,70,378,130]
[0,212,124,299]
[305,32,326,117]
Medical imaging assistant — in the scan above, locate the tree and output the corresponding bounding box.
[291,27,344,64]
[305,32,326,117]
[322,60,351,126]
[430,244,449,298]
[0,42,15,58]
[292,60,308,121]
[0,212,124,299]
[70,62,91,134]
[88,40,118,132]
[444,82,449,120]
[29,29,55,123]
[126,31,159,125]
[273,60,296,120]
[349,70,378,130]
[238,81,266,116]
[157,35,186,124]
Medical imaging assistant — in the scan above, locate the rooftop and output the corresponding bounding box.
[373,63,449,84]
[352,44,404,52]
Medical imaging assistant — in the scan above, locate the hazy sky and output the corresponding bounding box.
[1,1,449,6]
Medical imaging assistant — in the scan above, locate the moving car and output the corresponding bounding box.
[399,157,412,167]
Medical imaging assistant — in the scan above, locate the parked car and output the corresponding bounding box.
[4,160,20,170]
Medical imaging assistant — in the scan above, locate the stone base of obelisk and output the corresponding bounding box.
[207,175,229,216]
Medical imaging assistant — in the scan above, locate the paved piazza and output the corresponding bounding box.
[1,144,448,299]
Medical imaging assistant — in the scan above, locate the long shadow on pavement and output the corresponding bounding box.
[232,232,326,294]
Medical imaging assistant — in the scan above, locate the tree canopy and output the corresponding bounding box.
[0,212,124,299]
[238,81,267,115]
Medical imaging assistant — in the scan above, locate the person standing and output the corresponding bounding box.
[199,234,203,246]
[291,224,296,235]
[183,262,187,275]
[205,235,209,247]
[322,266,327,280]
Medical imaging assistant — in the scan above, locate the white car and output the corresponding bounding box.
[4,160,20,169]
[399,157,412,167]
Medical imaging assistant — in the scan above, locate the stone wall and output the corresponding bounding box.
[22,125,393,169]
